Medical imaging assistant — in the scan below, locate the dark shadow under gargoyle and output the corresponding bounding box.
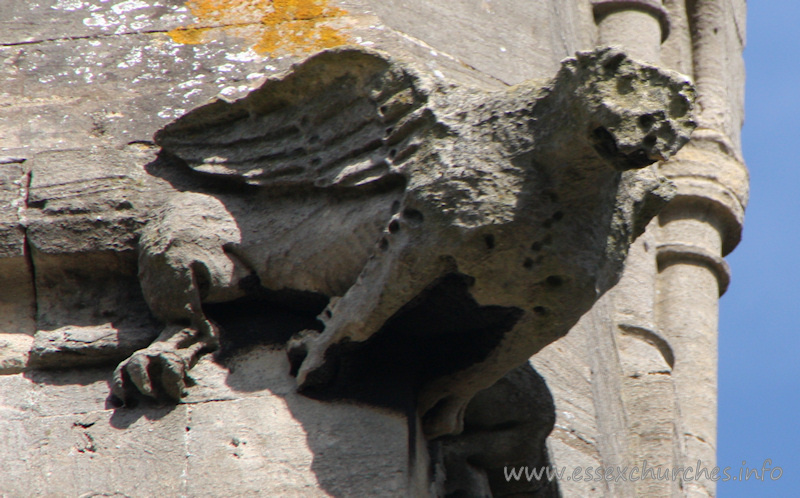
[111,46,694,438]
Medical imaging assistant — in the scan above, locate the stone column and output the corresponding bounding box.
[656,1,748,496]
[593,0,670,64]
[592,2,684,496]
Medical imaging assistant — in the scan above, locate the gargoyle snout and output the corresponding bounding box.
[590,103,692,171]
[590,124,659,170]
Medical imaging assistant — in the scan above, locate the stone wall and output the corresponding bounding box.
[0,1,746,496]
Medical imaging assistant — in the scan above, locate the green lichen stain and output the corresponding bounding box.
[168,0,349,56]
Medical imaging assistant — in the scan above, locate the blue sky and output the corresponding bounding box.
[717,1,800,495]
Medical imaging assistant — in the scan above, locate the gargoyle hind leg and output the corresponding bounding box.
[295,207,453,389]
[417,312,556,438]
[112,192,249,403]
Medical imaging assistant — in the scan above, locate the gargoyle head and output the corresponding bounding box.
[558,47,696,171]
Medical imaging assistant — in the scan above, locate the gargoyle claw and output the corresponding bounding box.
[112,326,209,404]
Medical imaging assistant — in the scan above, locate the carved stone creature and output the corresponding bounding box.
[112,47,695,437]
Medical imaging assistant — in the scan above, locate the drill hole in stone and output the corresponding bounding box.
[484,234,496,250]
[287,344,308,377]
[603,52,626,73]
[545,275,564,287]
[388,220,400,234]
[402,208,424,225]
[670,95,690,118]
[638,114,656,130]
[617,76,635,95]
[591,126,619,157]
[544,190,559,203]
[523,258,534,269]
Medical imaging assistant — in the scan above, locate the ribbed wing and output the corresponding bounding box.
[155,48,434,190]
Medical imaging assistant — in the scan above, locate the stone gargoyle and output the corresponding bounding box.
[111,46,695,438]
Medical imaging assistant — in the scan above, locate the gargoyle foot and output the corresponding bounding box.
[421,394,471,439]
[111,324,215,404]
[286,329,322,379]
[291,329,343,391]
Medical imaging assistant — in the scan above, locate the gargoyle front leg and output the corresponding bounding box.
[295,206,453,390]
[113,193,249,404]
[111,261,223,403]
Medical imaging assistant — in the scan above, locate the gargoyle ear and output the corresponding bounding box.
[154,47,432,190]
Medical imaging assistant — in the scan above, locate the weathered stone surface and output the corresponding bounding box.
[0,347,429,497]
[26,148,154,253]
[434,362,559,496]
[0,4,284,159]
[359,0,595,85]
[107,46,693,441]
[0,160,27,258]
[0,0,192,44]
[0,159,34,373]
[0,0,747,496]
[526,2,747,496]
[21,146,164,368]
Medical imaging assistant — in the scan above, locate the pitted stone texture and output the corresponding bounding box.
[113,46,694,440]
[0,1,743,496]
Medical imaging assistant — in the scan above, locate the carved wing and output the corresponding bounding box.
[155,48,433,190]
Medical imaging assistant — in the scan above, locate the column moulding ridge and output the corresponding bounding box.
[592,0,671,41]
[656,242,731,296]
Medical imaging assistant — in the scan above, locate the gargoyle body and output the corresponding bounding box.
[113,47,695,437]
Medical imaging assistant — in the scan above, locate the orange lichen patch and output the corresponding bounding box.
[167,0,349,56]
[168,27,208,45]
